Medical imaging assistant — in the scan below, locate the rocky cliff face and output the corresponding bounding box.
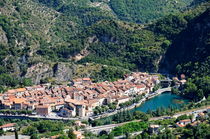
[0,27,8,44]
[24,62,76,84]
[53,63,76,82]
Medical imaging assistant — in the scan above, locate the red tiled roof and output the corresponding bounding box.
[0,123,16,128]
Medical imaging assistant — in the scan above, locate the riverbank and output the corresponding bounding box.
[93,87,172,119]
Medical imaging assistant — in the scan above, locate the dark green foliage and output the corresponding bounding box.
[36,0,63,9]
[78,20,168,72]
[182,76,210,101]
[151,14,188,38]
[133,111,149,121]
[68,128,76,139]
[22,126,38,136]
[58,4,114,26]
[0,73,32,89]
[92,66,129,82]
[110,0,199,23]
[111,122,148,136]
[136,123,210,139]
[161,7,210,75]
[30,134,40,139]
[56,135,68,139]
[22,120,65,137]
[21,78,33,86]
[107,133,114,139]
[176,114,191,121]
[34,120,64,133]
[0,129,4,136]
[92,109,149,126]
[0,74,19,87]
[176,57,210,78]
[0,109,32,115]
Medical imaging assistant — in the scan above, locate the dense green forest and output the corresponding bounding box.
[110,0,199,23]
[0,0,209,97]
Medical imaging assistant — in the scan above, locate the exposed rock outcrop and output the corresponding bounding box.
[25,62,76,84]
[0,27,8,44]
[53,63,76,82]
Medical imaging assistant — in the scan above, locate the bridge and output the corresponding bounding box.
[156,87,171,94]
[146,87,171,99]
[160,78,172,88]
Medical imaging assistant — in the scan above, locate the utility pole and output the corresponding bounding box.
[15,128,19,139]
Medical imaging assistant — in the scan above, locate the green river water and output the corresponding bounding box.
[133,92,190,113]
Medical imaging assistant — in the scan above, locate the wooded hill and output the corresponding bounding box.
[0,0,209,91]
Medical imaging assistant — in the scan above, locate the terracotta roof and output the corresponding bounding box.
[0,123,16,128]
[180,119,191,122]
[7,90,16,94]
[15,88,26,92]
[50,135,60,139]
[176,123,185,127]
[12,98,26,104]
[136,84,146,89]
[83,78,91,81]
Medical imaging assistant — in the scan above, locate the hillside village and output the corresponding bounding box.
[0,72,160,118]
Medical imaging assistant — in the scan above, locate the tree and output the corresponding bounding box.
[0,85,5,93]
[108,133,114,139]
[22,126,38,136]
[30,134,39,139]
[133,111,149,121]
[176,115,189,122]
[21,78,32,86]
[125,132,130,139]
[68,128,76,139]
[0,129,4,136]
[171,87,179,94]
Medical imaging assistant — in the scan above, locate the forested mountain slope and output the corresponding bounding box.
[109,0,207,23]
[0,0,209,91]
[159,7,210,77]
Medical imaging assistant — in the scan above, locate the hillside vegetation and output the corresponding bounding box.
[109,0,207,23]
[0,0,209,92]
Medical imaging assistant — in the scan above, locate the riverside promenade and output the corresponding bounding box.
[94,87,172,119]
[146,87,171,99]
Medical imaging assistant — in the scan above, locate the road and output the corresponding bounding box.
[85,106,209,134]
[172,107,209,118]
[114,131,142,139]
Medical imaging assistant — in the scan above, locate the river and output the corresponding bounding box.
[132,92,190,113]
